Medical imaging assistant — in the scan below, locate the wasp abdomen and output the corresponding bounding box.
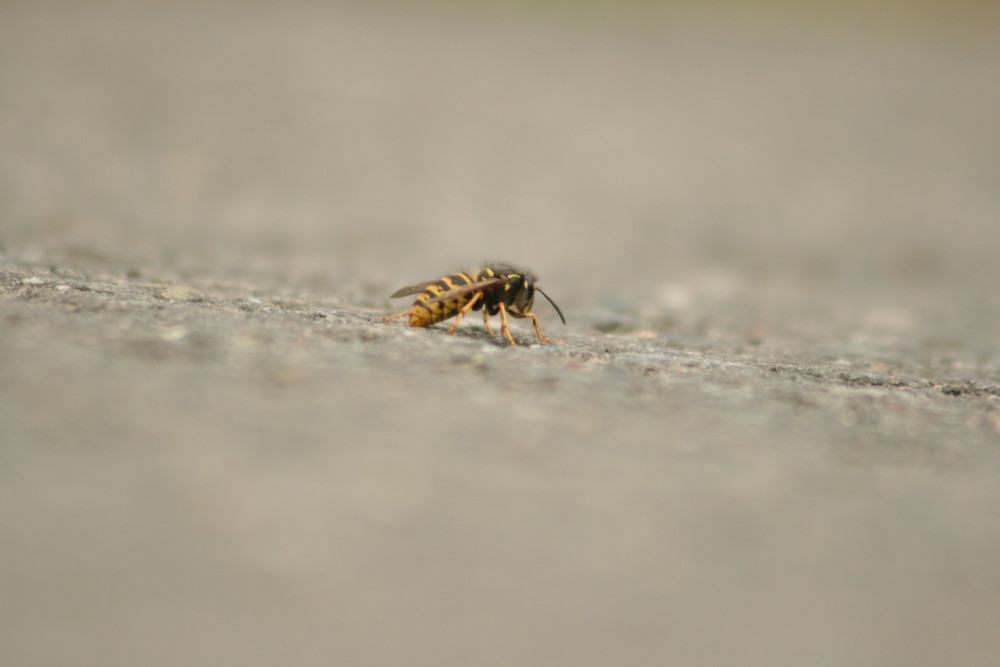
[406,272,476,326]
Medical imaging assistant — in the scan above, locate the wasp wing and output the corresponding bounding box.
[423,277,502,306]
[389,280,437,298]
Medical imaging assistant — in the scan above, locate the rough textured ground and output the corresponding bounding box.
[2,2,1000,666]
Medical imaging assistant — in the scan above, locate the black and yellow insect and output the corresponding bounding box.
[382,264,566,345]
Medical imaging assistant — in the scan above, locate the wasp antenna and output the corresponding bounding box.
[536,288,566,325]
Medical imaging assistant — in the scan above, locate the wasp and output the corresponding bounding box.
[382,264,566,345]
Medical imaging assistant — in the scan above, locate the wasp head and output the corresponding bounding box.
[508,273,536,314]
[482,264,566,325]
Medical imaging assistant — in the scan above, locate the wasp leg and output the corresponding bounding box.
[510,310,550,343]
[482,309,496,336]
[382,310,411,322]
[497,302,518,346]
[446,291,484,335]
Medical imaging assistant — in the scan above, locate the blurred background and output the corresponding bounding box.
[3,0,999,347]
[3,2,1000,666]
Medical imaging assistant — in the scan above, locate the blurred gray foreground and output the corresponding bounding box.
[2,2,1000,666]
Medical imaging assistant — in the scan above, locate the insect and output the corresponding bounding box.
[382,264,566,345]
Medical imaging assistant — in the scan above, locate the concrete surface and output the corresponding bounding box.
[2,2,1000,665]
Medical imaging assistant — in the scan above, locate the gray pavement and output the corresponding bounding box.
[2,2,1000,665]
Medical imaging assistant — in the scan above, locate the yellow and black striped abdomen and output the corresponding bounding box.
[407,272,476,327]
